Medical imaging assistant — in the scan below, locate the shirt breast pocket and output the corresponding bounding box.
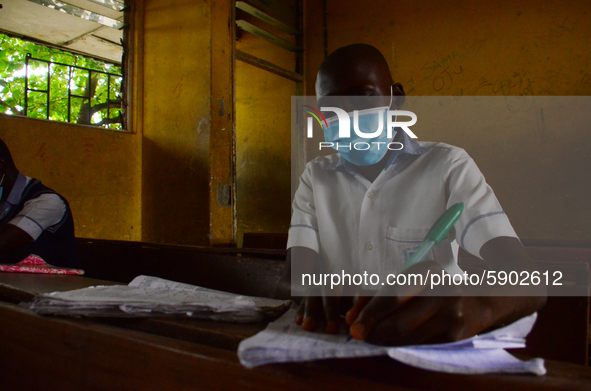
[385,226,433,274]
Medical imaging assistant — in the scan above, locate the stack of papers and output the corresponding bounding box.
[238,308,546,375]
[28,276,292,322]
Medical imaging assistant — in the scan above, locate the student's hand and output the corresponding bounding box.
[295,295,345,334]
[286,246,352,333]
[0,224,34,264]
[344,255,545,346]
[343,261,485,345]
[293,262,481,339]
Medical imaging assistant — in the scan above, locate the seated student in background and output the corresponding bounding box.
[276,44,546,346]
[0,139,80,268]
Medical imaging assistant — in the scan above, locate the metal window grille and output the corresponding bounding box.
[24,53,123,129]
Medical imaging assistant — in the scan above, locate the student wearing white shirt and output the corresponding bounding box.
[0,139,80,267]
[276,44,546,346]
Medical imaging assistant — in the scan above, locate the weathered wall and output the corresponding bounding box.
[0,0,215,246]
[235,11,297,246]
[305,0,591,240]
[141,0,212,245]
[0,115,141,240]
[235,62,295,246]
[5,0,585,246]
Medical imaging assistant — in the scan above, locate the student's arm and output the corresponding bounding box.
[341,149,545,345]
[346,236,546,345]
[478,236,547,325]
[0,193,66,264]
[0,224,34,263]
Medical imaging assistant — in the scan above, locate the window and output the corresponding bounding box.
[0,0,128,131]
[0,34,124,130]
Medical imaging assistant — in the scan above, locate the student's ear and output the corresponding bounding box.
[392,83,405,109]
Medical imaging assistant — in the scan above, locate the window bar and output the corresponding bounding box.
[24,54,29,116]
[107,74,111,128]
[26,55,123,126]
[67,66,72,123]
[87,69,92,125]
[46,62,51,120]
[24,54,51,118]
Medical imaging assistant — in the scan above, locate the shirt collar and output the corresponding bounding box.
[6,172,27,206]
[324,130,430,173]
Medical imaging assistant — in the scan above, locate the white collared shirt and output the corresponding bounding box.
[1,173,66,240]
[287,138,518,277]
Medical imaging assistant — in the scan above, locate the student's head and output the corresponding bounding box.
[0,139,16,171]
[0,139,18,197]
[315,43,404,110]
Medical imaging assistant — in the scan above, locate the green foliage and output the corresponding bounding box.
[0,34,124,130]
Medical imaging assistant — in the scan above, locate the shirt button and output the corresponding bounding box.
[367,192,374,198]
[365,242,373,250]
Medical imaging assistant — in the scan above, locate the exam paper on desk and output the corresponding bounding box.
[237,308,546,375]
[27,276,292,323]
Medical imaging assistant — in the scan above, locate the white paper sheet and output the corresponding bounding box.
[28,276,292,322]
[237,308,546,375]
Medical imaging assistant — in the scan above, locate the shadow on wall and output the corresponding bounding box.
[141,136,211,246]
[236,148,292,239]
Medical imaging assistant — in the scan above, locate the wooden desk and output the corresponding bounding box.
[0,274,590,390]
[0,273,120,303]
[77,238,591,365]
[0,274,264,351]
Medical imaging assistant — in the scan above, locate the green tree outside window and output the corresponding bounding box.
[0,34,124,130]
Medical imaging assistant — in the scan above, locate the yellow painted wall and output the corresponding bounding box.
[0,0,216,246]
[9,0,584,246]
[0,114,141,240]
[141,0,212,245]
[235,62,295,245]
[305,0,591,240]
[235,12,298,246]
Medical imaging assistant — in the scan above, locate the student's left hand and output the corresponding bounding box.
[295,295,352,334]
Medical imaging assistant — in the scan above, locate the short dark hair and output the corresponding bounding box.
[0,139,16,169]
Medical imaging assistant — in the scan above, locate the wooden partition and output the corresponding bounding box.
[76,237,590,365]
[77,238,285,298]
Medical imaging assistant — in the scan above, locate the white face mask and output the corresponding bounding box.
[322,86,398,166]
